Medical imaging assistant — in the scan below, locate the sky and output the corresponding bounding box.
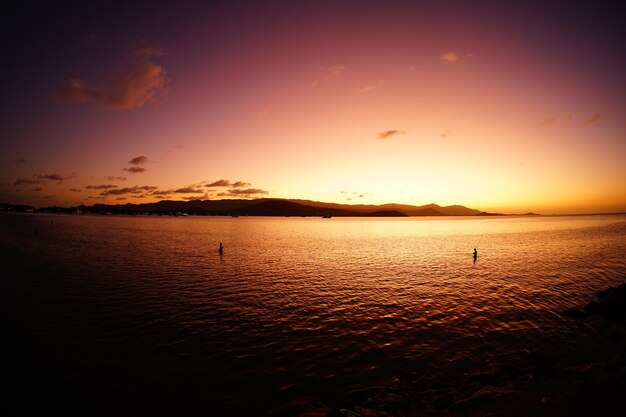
[1,0,625,214]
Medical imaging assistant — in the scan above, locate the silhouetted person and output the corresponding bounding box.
[473,248,477,261]
[218,242,223,256]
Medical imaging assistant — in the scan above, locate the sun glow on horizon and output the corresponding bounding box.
[1,2,624,215]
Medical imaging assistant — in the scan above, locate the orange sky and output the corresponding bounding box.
[1,1,625,214]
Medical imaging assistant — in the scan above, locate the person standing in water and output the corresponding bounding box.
[218,242,223,256]
[473,248,477,261]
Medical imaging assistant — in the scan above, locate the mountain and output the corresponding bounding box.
[238,200,407,217]
[61,198,483,217]
[287,200,481,216]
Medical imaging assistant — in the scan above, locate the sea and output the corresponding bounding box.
[2,213,625,416]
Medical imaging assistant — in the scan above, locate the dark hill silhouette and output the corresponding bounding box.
[38,198,490,217]
[237,200,407,217]
[287,200,481,216]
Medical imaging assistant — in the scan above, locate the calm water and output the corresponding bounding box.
[2,213,626,415]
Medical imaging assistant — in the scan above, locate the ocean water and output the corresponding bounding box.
[2,213,626,415]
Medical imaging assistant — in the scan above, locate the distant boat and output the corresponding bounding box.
[322,214,331,218]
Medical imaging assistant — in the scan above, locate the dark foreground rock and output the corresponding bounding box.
[585,284,626,323]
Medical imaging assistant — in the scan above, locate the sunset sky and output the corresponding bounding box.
[1,0,624,214]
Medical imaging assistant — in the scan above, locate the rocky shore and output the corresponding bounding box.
[267,283,626,417]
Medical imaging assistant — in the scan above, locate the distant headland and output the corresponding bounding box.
[1,199,503,217]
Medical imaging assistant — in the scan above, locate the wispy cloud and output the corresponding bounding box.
[174,187,204,193]
[360,79,385,93]
[14,178,41,186]
[231,181,251,188]
[440,129,452,138]
[151,190,173,196]
[341,190,368,200]
[57,61,166,110]
[36,173,65,183]
[86,184,118,190]
[541,117,557,127]
[133,46,165,57]
[69,188,82,192]
[106,176,127,181]
[14,158,26,164]
[101,185,158,196]
[123,166,146,173]
[224,188,268,197]
[585,113,600,124]
[441,51,459,63]
[206,179,231,187]
[322,64,346,79]
[129,155,148,165]
[377,130,405,139]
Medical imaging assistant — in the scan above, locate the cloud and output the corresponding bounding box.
[227,188,269,196]
[101,185,158,196]
[30,187,42,192]
[377,130,405,139]
[206,179,231,187]
[14,178,41,186]
[57,61,166,110]
[14,158,26,164]
[174,187,203,193]
[106,176,127,181]
[86,184,118,190]
[441,51,459,63]
[541,117,557,126]
[440,129,452,138]
[123,166,146,173]
[360,79,385,93]
[205,179,253,189]
[310,79,319,89]
[133,46,165,57]
[69,188,82,192]
[128,155,148,165]
[36,173,65,182]
[585,113,600,124]
[151,190,173,196]
[322,64,346,79]
[115,197,127,201]
[341,191,368,200]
